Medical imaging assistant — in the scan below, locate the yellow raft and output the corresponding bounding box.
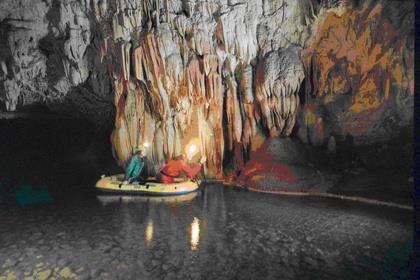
[95,174,199,195]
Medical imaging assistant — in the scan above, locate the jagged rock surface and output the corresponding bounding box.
[299,1,414,146]
[0,0,414,177]
[100,0,311,177]
[0,0,114,127]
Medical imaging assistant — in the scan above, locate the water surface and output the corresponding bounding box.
[0,173,413,279]
[0,118,413,279]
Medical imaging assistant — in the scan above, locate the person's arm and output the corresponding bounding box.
[181,161,202,179]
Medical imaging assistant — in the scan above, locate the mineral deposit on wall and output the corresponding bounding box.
[0,0,413,177]
[97,0,311,177]
[300,1,414,147]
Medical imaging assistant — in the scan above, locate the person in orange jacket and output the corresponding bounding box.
[157,154,207,183]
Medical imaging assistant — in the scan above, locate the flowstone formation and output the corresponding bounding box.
[299,0,414,147]
[104,0,309,177]
[0,0,414,178]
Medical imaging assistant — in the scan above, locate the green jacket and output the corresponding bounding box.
[125,154,145,182]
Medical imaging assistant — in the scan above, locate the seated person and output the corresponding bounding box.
[157,154,206,183]
[123,146,147,184]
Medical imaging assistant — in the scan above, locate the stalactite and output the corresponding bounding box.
[94,0,412,177]
[0,0,413,181]
[255,48,304,138]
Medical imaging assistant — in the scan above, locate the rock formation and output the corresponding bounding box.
[0,0,113,127]
[102,0,312,177]
[0,0,414,178]
[299,0,414,146]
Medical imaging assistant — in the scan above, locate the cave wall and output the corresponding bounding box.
[0,0,414,177]
[299,0,414,147]
[0,0,114,127]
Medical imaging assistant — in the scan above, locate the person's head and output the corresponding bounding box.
[133,146,146,157]
[173,154,185,161]
[141,149,147,157]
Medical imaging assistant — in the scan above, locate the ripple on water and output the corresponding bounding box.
[0,183,413,279]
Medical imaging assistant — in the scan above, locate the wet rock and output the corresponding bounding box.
[2,258,17,268]
[35,269,52,279]
[236,137,328,193]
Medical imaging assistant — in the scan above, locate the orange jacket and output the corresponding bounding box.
[159,160,202,183]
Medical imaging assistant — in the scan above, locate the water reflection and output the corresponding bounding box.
[190,217,200,251]
[96,192,197,206]
[0,181,413,279]
[145,220,154,245]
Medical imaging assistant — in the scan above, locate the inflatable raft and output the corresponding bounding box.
[95,174,199,195]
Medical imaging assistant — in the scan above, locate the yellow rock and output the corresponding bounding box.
[5,272,17,280]
[59,267,77,279]
[304,109,316,126]
[36,269,52,280]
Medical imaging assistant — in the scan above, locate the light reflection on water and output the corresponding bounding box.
[96,191,203,250]
[96,192,198,206]
[0,182,413,279]
[190,217,200,251]
[145,220,154,245]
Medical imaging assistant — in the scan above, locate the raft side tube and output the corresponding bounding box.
[95,174,199,196]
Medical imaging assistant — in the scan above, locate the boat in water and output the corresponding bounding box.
[95,174,200,196]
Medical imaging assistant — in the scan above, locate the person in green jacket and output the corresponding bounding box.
[123,146,147,184]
